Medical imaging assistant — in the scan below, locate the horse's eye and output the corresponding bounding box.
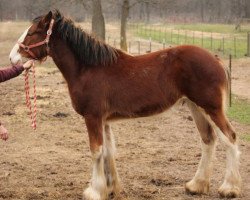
[27,32,34,36]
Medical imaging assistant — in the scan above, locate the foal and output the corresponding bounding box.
[9,11,241,199]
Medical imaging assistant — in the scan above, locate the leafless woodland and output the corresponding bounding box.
[1,0,250,23]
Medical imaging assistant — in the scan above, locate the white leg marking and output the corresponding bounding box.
[9,27,30,65]
[185,100,217,194]
[215,127,242,197]
[195,140,216,181]
[186,140,216,194]
[103,125,121,196]
[83,146,107,200]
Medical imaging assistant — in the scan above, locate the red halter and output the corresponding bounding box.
[18,19,55,60]
[20,19,54,130]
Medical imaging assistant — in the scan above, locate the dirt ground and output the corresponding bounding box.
[0,22,249,200]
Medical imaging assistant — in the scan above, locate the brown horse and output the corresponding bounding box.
[10,11,241,199]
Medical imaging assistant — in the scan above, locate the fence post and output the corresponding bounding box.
[171,29,173,43]
[210,32,213,50]
[149,37,152,52]
[138,40,140,54]
[185,31,187,44]
[159,27,161,41]
[193,32,195,44]
[128,41,131,54]
[222,37,225,55]
[247,32,250,56]
[177,30,180,44]
[229,54,232,107]
[165,28,167,43]
[234,37,236,58]
[201,31,204,47]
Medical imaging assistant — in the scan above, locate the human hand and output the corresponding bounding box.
[23,60,34,70]
[0,124,8,141]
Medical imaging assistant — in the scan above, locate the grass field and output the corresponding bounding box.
[165,23,250,35]
[226,95,250,142]
[227,96,250,125]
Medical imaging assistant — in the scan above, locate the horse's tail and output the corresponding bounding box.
[216,55,230,111]
[224,64,231,111]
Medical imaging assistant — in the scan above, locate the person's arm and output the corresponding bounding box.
[0,60,34,83]
[0,65,24,82]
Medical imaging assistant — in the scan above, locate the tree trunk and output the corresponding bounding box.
[200,0,205,22]
[139,2,144,21]
[0,2,2,21]
[145,2,150,23]
[120,0,129,51]
[92,0,105,41]
[246,0,250,18]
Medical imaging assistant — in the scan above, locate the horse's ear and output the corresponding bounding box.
[38,11,53,28]
[44,11,53,23]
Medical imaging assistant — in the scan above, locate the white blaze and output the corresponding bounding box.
[9,27,30,65]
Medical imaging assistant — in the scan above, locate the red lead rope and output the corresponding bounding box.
[24,62,37,130]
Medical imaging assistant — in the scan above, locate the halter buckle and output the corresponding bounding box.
[47,30,52,35]
[24,46,30,52]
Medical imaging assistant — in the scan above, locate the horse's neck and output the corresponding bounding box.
[50,37,80,85]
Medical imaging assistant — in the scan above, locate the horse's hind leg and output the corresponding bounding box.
[207,110,242,198]
[103,124,121,196]
[185,100,217,195]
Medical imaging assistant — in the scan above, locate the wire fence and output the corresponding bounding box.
[127,23,250,58]
[106,36,168,55]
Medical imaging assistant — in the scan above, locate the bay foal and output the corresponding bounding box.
[10,11,241,199]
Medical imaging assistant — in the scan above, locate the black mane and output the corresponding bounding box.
[40,11,119,66]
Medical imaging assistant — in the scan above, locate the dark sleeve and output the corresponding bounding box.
[0,65,24,83]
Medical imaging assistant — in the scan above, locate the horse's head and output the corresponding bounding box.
[9,11,54,65]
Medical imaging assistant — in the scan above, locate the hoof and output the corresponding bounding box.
[218,185,241,198]
[107,180,121,195]
[0,132,8,141]
[83,187,105,200]
[185,179,209,195]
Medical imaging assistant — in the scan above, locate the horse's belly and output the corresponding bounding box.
[107,103,168,121]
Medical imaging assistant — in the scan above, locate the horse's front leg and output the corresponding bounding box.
[83,116,107,200]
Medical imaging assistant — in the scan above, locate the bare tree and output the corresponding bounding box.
[120,0,129,51]
[246,0,250,18]
[120,0,157,51]
[92,0,105,40]
[0,0,248,25]
[0,1,3,21]
[145,1,150,23]
[200,0,205,22]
